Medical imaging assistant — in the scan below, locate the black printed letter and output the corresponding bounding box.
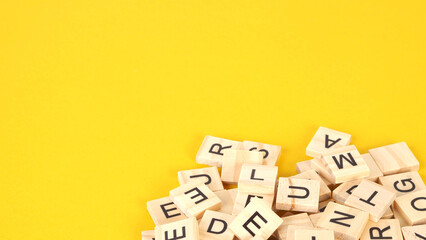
[189,174,212,185]
[360,191,378,206]
[165,227,186,240]
[184,187,208,204]
[242,211,268,237]
[250,169,264,181]
[394,178,416,193]
[369,226,392,239]
[160,202,181,218]
[207,218,227,234]
[330,210,355,227]
[325,134,341,148]
[411,197,426,211]
[249,147,269,159]
[209,143,231,156]
[288,186,310,199]
[332,153,358,169]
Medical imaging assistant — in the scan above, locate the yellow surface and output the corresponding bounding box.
[0,1,425,239]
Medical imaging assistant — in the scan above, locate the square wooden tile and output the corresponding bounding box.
[276,213,313,240]
[332,179,362,204]
[378,171,426,197]
[291,169,331,202]
[296,160,313,173]
[220,150,263,184]
[169,179,222,219]
[141,230,155,240]
[360,219,402,240]
[393,189,426,225]
[229,198,283,240]
[401,224,426,240]
[276,178,320,213]
[178,167,224,192]
[147,196,187,225]
[196,135,242,167]
[198,210,235,240]
[306,127,351,158]
[213,190,234,215]
[316,202,369,240]
[368,142,419,175]
[361,153,384,182]
[321,145,370,184]
[232,191,274,215]
[243,140,281,166]
[293,228,334,240]
[238,164,278,194]
[155,217,199,240]
[345,179,396,222]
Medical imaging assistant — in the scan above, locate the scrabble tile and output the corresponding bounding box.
[306,127,351,158]
[393,189,426,225]
[229,198,283,240]
[293,228,334,240]
[232,191,274,215]
[378,171,426,197]
[291,170,331,201]
[362,153,384,182]
[178,167,224,192]
[142,230,155,240]
[321,145,370,184]
[310,158,335,185]
[392,205,410,227]
[220,150,263,184]
[345,179,396,222]
[169,180,222,219]
[382,207,394,219]
[155,217,199,240]
[296,160,313,173]
[196,135,242,167]
[332,179,362,204]
[198,210,235,240]
[213,190,234,215]
[147,196,187,225]
[316,202,369,240]
[276,213,314,240]
[286,225,316,240]
[238,164,278,194]
[276,178,320,213]
[360,219,403,240]
[368,142,420,175]
[243,140,282,166]
[401,224,426,240]
[309,212,324,227]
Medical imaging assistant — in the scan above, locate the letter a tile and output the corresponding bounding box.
[306,127,351,158]
[229,198,283,240]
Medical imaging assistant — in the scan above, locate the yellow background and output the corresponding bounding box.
[1,1,425,239]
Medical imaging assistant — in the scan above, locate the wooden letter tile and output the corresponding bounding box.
[155,217,199,240]
[361,153,384,182]
[196,135,242,167]
[316,202,369,240]
[306,126,351,158]
[345,179,396,222]
[221,150,263,184]
[142,230,155,240]
[238,164,278,194]
[291,169,331,202]
[332,179,362,204]
[198,210,235,240]
[276,178,320,213]
[243,140,282,166]
[368,142,420,175]
[393,189,426,225]
[378,171,426,197]
[296,160,313,173]
[178,167,224,192]
[213,190,234,215]
[293,228,334,240]
[321,145,370,184]
[229,198,283,240]
[147,196,187,225]
[169,180,221,219]
[401,224,426,240]
[232,191,274,215]
[360,219,403,240]
[276,213,313,240]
